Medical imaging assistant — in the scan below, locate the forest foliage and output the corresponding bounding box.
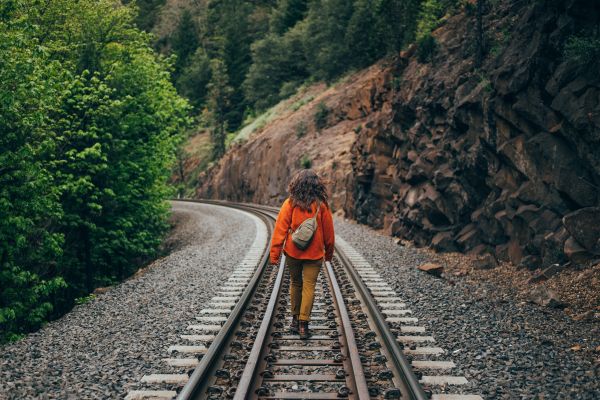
[156,0,463,155]
[0,0,189,343]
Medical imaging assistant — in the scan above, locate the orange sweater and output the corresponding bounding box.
[270,198,335,264]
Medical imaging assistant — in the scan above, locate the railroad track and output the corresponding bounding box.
[126,200,481,400]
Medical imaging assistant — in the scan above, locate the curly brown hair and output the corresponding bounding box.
[288,169,328,211]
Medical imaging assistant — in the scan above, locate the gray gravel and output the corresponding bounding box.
[334,218,600,400]
[0,201,256,400]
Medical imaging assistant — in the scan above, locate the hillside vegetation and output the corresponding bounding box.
[138,0,458,189]
[0,0,189,342]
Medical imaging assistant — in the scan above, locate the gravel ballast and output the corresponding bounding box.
[0,201,257,400]
[334,218,599,400]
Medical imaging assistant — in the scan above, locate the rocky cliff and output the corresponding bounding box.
[197,0,600,269]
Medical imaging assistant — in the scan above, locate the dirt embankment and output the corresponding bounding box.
[196,0,600,276]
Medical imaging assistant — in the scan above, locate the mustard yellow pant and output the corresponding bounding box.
[286,255,322,321]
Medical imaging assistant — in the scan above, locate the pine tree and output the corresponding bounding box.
[376,0,421,52]
[205,0,256,129]
[205,59,233,160]
[270,0,308,34]
[123,0,167,31]
[172,9,199,77]
[346,0,382,68]
[304,0,354,80]
[176,48,213,108]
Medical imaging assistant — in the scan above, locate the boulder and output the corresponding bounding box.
[528,263,567,284]
[433,164,455,190]
[530,209,561,235]
[563,207,600,254]
[508,240,524,265]
[417,262,444,277]
[552,81,600,131]
[495,243,510,262]
[528,285,565,308]
[456,224,480,251]
[431,231,457,252]
[406,158,433,183]
[513,87,560,132]
[515,204,540,223]
[564,236,594,265]
[525,133,598,208]
[518,254,541,270]
[468,244,494,256]
[473,253,499,270]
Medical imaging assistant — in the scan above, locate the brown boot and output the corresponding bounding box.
[290,315,299,334]
[299,320,310,339]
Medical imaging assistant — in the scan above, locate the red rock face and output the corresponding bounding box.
[197,0,600,267]
[195,66,392,213]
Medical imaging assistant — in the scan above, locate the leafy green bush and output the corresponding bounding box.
[417,34,438,63]
[416,0,445,40]
[0,0,189,343]
[314,101,330,131]
[74,294,96,305]
[279,81,300,99]
[296,121,308,138]
[300,155,312,169]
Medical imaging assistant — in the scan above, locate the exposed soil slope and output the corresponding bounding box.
[196,0,600,270]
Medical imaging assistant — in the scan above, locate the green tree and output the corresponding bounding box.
[206,0,255,128]
[0,0,189,343]
[475,0,485,66]
[416,0,445,40]
[205,59,233,160]
[172,9,200,77]
[176,48,213,108]
[131,0,167,31]
[0,9,68,342]
[270,0,308,34]
[303,0,354,80]
[346,0,383,69]
[376,0,421,51]
[243,23,309,110]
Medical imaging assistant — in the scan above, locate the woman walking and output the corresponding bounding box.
[270,169,335,339]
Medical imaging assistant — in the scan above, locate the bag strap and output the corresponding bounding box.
[315,201,321,219]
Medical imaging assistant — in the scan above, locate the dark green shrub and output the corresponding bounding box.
[314,101,330,130]
[464,1,476,15]
[296,121,308,138]
[417,34,437,63]
[564,35,600,67]
[300,154,312,169]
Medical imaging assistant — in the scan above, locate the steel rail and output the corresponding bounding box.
[232,254,287,400]
[335,246,428,400]
[176,201,276,400]
[323,261,370,399]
